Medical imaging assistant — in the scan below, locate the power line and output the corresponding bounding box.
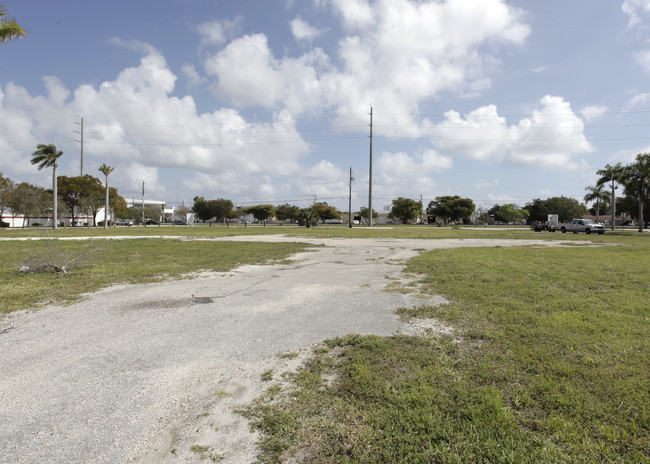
[80,112,368,127]
[7,106,650,155]
[83,123,368,137]
[377,135,650,143]
[374,122,650,130]
[377,109,650,118]
[85,135,368,147]
[0,122,76,138]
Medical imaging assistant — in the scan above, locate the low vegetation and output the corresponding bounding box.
[0,238,308,314]
[1,227,647,462]
[1,221,646,240]
[243,234,649,463]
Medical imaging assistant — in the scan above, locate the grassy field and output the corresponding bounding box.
[242,233,649,463]
[0,237,308,314]
[2,224,635,315]
[1,226,648,462]
[1,222,646,240]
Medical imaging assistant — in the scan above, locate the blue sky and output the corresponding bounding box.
[2,0,650,213]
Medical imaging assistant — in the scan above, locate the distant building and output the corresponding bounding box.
[125,199,173,222]
[1,208,92,228]
[1,199,174,228]
[341,211,389,225]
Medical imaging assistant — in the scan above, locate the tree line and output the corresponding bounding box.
[0,171,128,228]
[5,140,649,231]
[584,153,650,232]
[192,197,342,228]
[1,144,125,228]
[386,153,650,230]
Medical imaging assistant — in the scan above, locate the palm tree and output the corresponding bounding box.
[98,164,115,229]
[297,207,320,228]
[0,5,28,44]
[621,153,650,233]
[31,144,63,229]
[596,162,624,230]
[583,184,610,224]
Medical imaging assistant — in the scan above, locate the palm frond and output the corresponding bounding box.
[98,163,115,176]
[0,17,28,44]
[583,184,610,204]
[30,144,63,170]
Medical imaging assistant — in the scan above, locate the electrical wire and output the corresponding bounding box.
[6,107,650,151]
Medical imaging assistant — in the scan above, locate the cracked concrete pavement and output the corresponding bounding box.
[0,236,582,463]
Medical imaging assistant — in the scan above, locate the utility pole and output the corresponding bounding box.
[74,117,84,175]
[368,106,373,227]
[141,181,145,226]
[420,194,423,223]
[349,167,354,228]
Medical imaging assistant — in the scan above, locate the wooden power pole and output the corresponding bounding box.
[368,106,373,226]
[349,167,353,228]
[75,117,84,175]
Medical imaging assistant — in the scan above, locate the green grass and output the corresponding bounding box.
[243,235,650,463]
[3,224,631,314]
[2,222,644,241]
[0,238,308,314]
[2,226,648,461]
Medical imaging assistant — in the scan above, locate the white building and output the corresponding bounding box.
[1,208,92,228]
[124,199,171,221]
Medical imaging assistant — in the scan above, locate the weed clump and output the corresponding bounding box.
[18,232,99,276]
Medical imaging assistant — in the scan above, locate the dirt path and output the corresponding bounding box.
[0,237,582,463]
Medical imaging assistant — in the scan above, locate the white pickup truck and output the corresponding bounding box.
[559,219,605,235]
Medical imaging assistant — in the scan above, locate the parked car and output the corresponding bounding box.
[145,219,158,225]
[531,221,557,232]
[559,219,605,234]
[174,219,188,225]
[115,218,134,226]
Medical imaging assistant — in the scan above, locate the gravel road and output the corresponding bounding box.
[0,236,580,463]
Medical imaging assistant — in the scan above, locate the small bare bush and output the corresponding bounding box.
[19,233,100,276]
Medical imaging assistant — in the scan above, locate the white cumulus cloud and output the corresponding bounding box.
[580,105,608,122]
[625,92,650,110]
[375,149,452,195]
[0,45,312,199]
[327,0,375,29]
[634,49,650,73]
[204,0,530,127]
[623,0,650,28]
[291,17,322,41]
[197,17,243,46]
[429,96,594,169]
[204,34,331,112]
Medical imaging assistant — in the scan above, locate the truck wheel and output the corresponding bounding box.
[561,227,566,233]
[598,231,604,235]
[585,228,592,234]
